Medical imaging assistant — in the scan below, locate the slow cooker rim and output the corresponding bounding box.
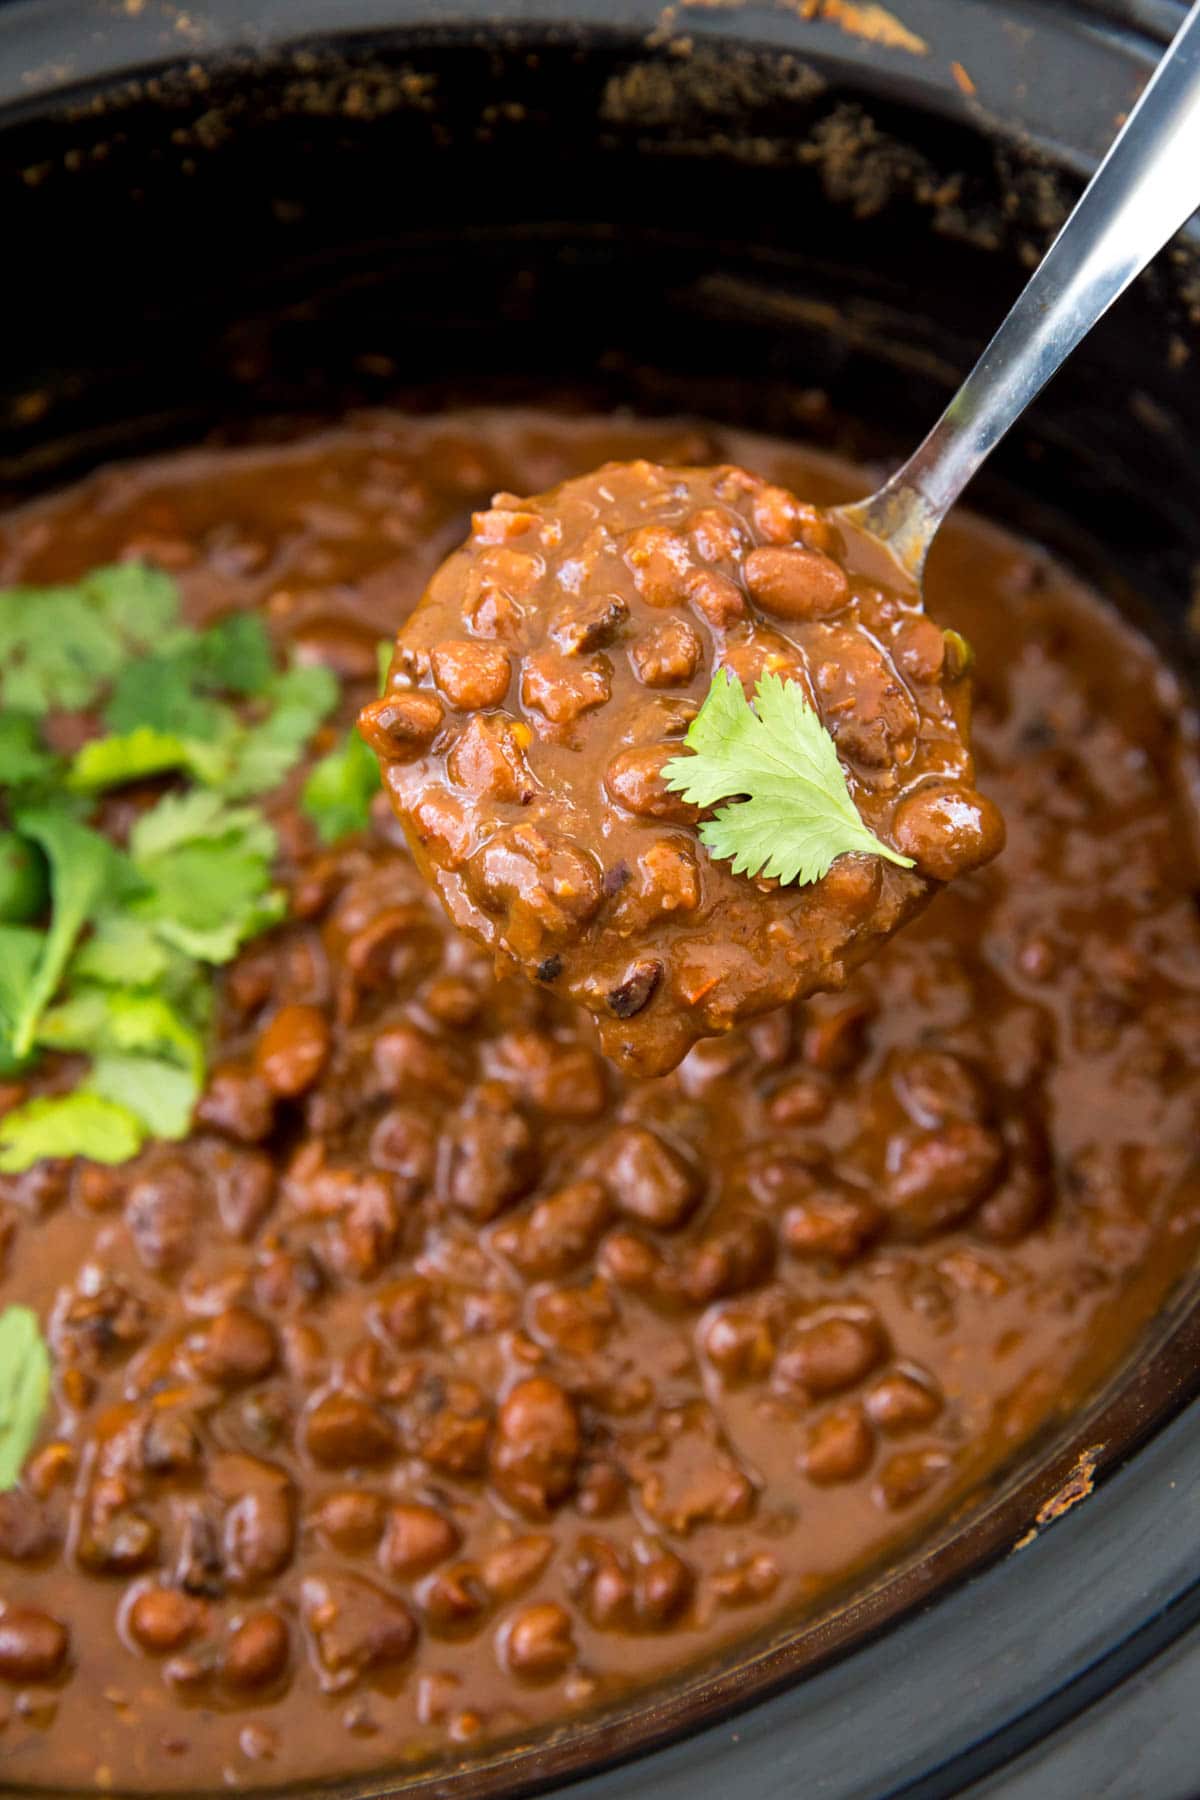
[2,3,1200,1797]
[0,0,1187,164]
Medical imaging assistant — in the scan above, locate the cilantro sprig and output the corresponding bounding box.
[663,669,914,886]
[0,561,343,1173]
[0,563,177,715]
[0,1306,52,1492]
[301,640,391,844]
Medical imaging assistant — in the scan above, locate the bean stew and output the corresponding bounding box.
[0,409,1196,1792]
[366,459,1003,1076]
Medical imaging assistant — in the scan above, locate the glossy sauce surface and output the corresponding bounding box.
[0,409,1197,1793]
[368,459,1001,1075]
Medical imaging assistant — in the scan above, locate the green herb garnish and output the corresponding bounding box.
[663,669,914,886]
[0,563,177,716]
[0,1305,52,1491]
[0,562,345,1173]
[6,808,133,1059]
[301,640,391,843]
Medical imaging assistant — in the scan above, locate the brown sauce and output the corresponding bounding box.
[366,458,1001,1076]
[0,408,1197,1792]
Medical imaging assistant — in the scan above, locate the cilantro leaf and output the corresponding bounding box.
[69,915,172,988]
[301,640,389,843]
[0,833,48,928]
[220,663,339,798]
[190,613,275,697]
[7,808,135,1058]
[302,723,380,843]
[105,654,226,742]
[37,985,205,1084]
[0,572,335,1175]
[0,927,42,1073]
[0,588,127,715]
[662,669,914,886]
[128,791,283,963]
[77,563,180,650]
[68,725,229,793]
[0,1306,52,1491]
[0,563,180,717]
[99,649,333,802]
[104,612,275,740]
[128,787,272,863]
[0,1092,145,1172]
[0,927,43,1028]
[0,715,58,791]
[86,1053,197,1140]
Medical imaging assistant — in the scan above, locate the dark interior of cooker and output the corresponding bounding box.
[2,11,1200,1794]
[3,17,1200,677]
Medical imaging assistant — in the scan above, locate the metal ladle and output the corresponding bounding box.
[837,0,1200,580]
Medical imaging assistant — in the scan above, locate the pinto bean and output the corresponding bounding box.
[489,1378,580,1518]
[623,524,692,607]
[802,1406,875,1484]
[866,1371,943,1434]
[190,1306,277,1385]
[447,714,536,802]
[499,1602,575,1680]
[680,1215,775,1304]
[637,1549,695,1626]
[480,1534,554,1600]
[699,1306,776,1382]
[687,505,748,563]
[782,1191,884,1263]
[304,1395,397,1469]
[224,1611,290,1689]
[468,824,602,956]
[492,1180,612,1278]
[0,1607,69,1682]
[218,1469,296,1588]
[549,593,628,655]
[522,652,612,726]
[379,1504,460,1577]
[445,1083,539,1223]
[0,1491,56,1563]
[885,1121,1006,1239]
[711,1552,782,1607]
[418,1562,490,1637]
[431,639,512,709]
[370,1276,434,1350]
[604,746,697,824]
[602,1126,703,1230]
[414,1402,491,1480]
[125,1585,204,1655]
[685,569,747,629]
[125,1165,201,1274]
[196,1063,275,1144]
[874,1447,952,1511]
[891,1049,989,1128]
[892,782,1006,880]
[775,1313,886,1397]
[358,691,444,763]
[744,544,849,619]
[312,1490,385,1553]
[203,1141,277,1240]
[254,1004,331,1099]
[631,617,703,688]
[301,1572,417,1692]
[751,483,830,547]
[893,615,947,682]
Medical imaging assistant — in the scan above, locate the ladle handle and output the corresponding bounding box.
[840,0,1200,575]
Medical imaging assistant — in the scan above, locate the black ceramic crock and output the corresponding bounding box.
[1,2,1199,1795]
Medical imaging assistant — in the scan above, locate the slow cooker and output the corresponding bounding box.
[1,1,1199,1794]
